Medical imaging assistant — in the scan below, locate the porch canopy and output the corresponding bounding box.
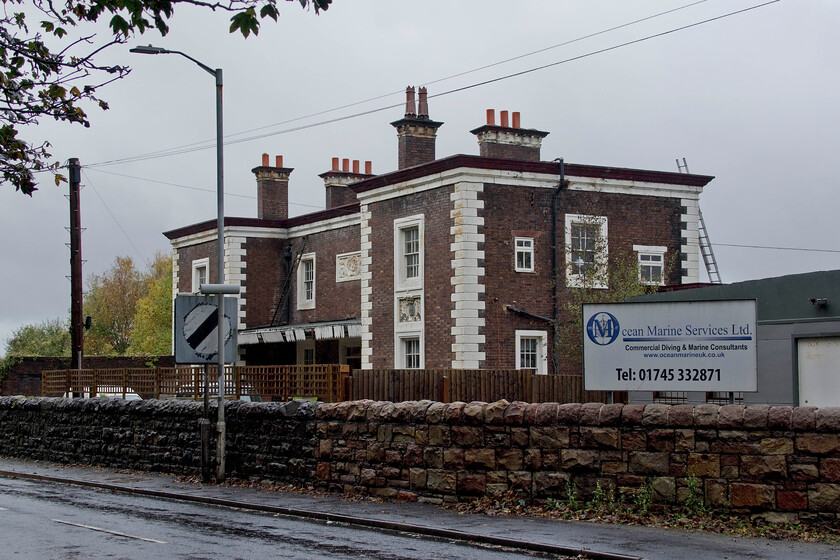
[238,319,361,345]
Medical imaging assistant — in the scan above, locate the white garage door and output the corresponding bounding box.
[798,337,840,407]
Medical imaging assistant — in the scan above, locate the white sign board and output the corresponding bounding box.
[582,300,757,392]
[174,295,238,364]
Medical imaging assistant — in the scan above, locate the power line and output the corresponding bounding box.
[85,1,710,168]
[713,243,840,254]
[86,0,777,169]
[84,167,324,210]
[82,170,150,267]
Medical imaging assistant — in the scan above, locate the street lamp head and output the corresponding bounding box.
[130,45,168,55]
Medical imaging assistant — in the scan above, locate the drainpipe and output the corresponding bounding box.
[551,159,565,376]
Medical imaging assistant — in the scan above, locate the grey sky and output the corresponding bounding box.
[2,0,838,353]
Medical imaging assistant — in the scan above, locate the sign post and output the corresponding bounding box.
[582,300,757,393]
[174,289,239,481]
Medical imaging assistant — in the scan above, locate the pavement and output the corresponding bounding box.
[1,457,839,560]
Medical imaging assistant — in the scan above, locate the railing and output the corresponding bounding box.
[350,369,616,404]
[42,365,350,403]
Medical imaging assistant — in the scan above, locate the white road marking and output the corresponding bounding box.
[52,519,168,544]
[0,507,8,511]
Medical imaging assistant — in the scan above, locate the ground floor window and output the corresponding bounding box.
[403,337,421,369]
[515,330,548,374]
[653,391,687,404]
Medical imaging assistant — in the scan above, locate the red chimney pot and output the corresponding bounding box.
[512,112,520,128]
[500,110,509,127]
[486,109,495,126]
[261,153,269,166]
[342,158,350,172]
[365,161,372,174]
[276,155,283,168]
[332,157,339,171]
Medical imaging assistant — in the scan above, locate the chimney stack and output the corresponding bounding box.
[470,109,549,162]
[253,154,293,220]
[319,157,374,209]
[391,86,443,169]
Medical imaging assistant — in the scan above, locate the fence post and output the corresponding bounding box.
[442,375,450,404]
[235,366,241,400]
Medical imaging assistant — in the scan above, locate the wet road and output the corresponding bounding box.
[0,477,567,559]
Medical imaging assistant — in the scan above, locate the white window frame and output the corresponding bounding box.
[297,253,316,310]
[297,338,316,365]
[515,330,548,374]
[397,333,423,369]
[514,237,534,273]
[191,258,209,293]
[634,244,667,286]
[565,214,608,289]
[394,215,424,291]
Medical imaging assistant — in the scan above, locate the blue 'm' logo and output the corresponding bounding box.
[587,312,620,346]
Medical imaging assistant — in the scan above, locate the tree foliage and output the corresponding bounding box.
[557,225,664,374]
[3,253,173,359]
[1,0,331,195]
[3,317,71,356]
[83,255,145,354]
[128,252,172,356]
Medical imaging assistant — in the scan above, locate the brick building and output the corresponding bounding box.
[164,87,713,374]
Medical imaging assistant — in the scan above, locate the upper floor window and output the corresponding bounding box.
[191,258,209,293]
[565,214,608,289]
[297,253,316,310]
[634,245,667,286]
[515,237,534,272]
[404,226,420,279]
[394,215,424,290]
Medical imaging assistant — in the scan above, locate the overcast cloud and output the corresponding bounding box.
[2,0,838,354]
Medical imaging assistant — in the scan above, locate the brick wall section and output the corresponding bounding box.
[367,187,454,369]
[176,240,218,292]
[241,237,285,328]
[315,401,840,520]
[326,186,358,209]
[1,356,175,396]
[288,225,361,326]
[482,186,683,371]
[479,143,540,162]
[0,397,316,482]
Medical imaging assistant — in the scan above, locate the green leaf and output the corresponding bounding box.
[109,15,129,35]
[260,4,278,22]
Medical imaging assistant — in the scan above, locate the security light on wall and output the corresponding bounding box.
[809,297,828,308]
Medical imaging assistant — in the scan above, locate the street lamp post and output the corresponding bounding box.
[130,45,228,481]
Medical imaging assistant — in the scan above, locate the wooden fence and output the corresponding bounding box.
[43,366,615,404]
[42,365,349,403]
[349,369,617,404]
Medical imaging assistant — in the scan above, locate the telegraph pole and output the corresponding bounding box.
[68,158,84,376]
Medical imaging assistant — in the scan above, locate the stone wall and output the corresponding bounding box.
[315,400,840,521]
[0,396,316,483]
[2,396,839,521]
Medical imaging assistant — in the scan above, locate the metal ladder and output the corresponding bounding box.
[270,240,306,326]
[677,158,721,284]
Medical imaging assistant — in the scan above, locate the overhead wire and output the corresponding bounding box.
[712,243,840,254]
[84,0,712,167]
[85,167,323,209]
[85,0,776,169]
[82,170,151,267]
